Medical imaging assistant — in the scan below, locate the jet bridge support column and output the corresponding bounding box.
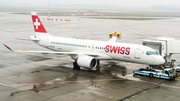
[166,53,173,64]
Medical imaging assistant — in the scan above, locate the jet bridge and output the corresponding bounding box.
[143,38,180,66]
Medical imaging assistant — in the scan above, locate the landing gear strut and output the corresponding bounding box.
[73,61,80,70]
[96,60,100,71]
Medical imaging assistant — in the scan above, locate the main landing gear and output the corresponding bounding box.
[73,61,80,70]
[96,60,100,71]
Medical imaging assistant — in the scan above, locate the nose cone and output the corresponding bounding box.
[159,57,165,64]
[153,56,165,65]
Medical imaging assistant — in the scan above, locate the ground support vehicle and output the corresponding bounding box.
[133,67,176,80]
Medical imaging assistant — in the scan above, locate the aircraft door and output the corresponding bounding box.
[91,44,95,50]
[150,57,155,64]
[134,48,140,59]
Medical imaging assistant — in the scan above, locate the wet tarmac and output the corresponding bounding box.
[1,9,180,101]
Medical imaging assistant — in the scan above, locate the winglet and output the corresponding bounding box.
[3,44,14,51]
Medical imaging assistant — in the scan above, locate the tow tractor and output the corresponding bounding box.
[133,38,180,80]
[133,66,176,80]
[109,32,121,40]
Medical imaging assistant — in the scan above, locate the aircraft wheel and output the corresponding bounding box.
[149,73,153,78]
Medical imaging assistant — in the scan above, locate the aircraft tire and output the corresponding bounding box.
[149,73,153,78]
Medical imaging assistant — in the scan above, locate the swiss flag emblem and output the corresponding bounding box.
[31,15,47,33]
[34,19,40,29]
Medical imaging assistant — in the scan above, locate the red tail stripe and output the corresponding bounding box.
[31,15,47,33]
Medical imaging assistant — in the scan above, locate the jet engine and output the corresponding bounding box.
[77,56,98,70]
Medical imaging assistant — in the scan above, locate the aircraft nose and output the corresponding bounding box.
[159,57,165,64]
[153,56,165,65]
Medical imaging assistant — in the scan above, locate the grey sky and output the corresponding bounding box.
[1,0,180,8]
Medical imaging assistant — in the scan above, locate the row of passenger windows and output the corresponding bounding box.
[51,42,106,50]
[95,47,105,50]
[50,42,129,51]
[51,42,88,48]
[51,42,127,51]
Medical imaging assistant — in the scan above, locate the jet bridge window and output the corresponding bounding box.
[146,51,158,55]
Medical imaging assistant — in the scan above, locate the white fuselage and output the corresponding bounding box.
[34,36,165,65]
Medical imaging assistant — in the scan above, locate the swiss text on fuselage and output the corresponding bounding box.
[105,45,130,55]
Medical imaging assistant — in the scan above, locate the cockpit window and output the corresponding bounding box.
[146,51,152,55]
[146,51,158,55]
[152,51,158,55]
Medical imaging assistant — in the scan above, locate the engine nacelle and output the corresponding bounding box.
[77,56,98,70]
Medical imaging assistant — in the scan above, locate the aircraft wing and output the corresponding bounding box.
[13,50,99,57]
[3,44,109,58]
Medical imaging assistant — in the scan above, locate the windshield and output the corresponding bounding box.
[146,51,158,55]
[169,70,175,75]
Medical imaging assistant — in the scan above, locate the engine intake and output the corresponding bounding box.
[77,56,98,70]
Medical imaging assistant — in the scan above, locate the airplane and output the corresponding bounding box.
[3,12,165,70]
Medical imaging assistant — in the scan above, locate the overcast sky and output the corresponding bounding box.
[1,0,180,9]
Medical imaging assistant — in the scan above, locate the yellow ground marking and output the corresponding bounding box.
[127,74,133,76]
[91,23,96,25]
[175,78,180,81]
[7,29,13,30]
[112,23,155,39]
